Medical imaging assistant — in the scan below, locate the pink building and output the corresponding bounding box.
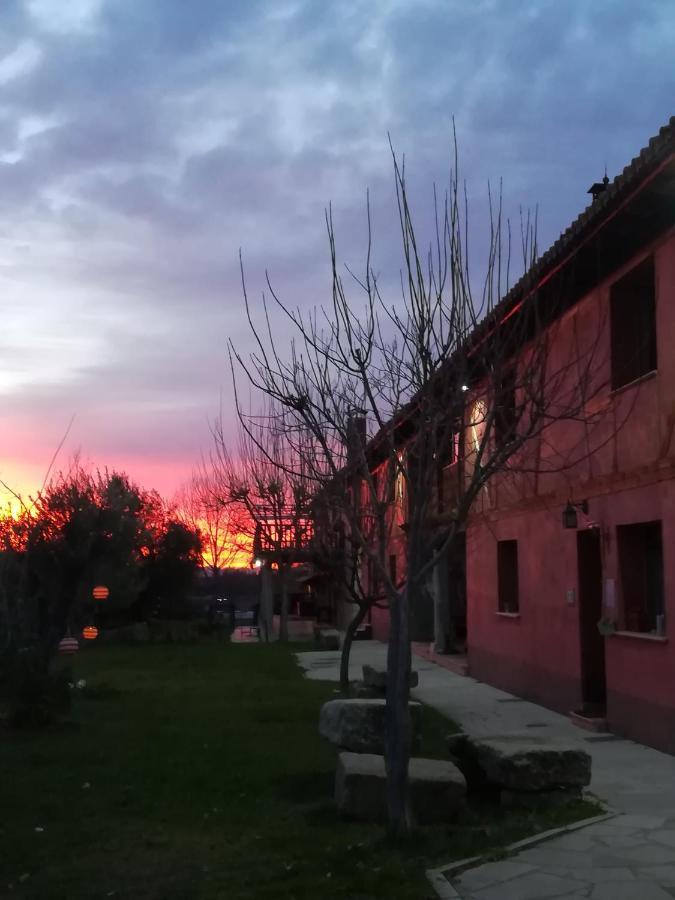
[360,117,675,754]
[466,116,675,752]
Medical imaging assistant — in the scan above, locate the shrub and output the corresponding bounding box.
[1,648,72,728]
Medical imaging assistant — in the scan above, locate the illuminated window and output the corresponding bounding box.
[470,399,487,454]
[442,431,460,467]
[610,256,656,390]
[395,451,405,506]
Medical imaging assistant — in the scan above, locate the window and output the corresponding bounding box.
[610,255,657,390]
[494,370,517,448]
[394,451,405,507]
[439,430,460,468]
[497,539,519,613]
[438,431,461,511]
[617,521,665,634]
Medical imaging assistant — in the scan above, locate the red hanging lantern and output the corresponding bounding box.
[58,636,79,655]
[92,585,109,601]
[82,625,99,641]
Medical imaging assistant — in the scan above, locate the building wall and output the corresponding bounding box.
[468,509,584,714]
[467,228,675,752]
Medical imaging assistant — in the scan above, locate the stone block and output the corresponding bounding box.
[362,664,419,692]
[319,698,422,754]
[449,733,591,792]
[351,680,380,699]
[335,752,466,823]
[316,628,341,650]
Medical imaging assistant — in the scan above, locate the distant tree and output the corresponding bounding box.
[139,520,203,620]
[210,409,313,641]
[174,471,241,574]
[0,465,203,655]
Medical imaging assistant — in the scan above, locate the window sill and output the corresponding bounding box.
[495,611,520,619]
[610,368,657,396]
[611,630,667,643]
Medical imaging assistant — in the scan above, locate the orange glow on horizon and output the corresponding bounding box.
[201,529,253,570]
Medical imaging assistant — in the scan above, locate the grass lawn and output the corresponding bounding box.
[0,642,598,899]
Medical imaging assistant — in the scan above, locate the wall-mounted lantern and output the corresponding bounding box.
[562,500,589,529]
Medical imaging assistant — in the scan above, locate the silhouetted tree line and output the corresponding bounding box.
[0,465,202,726]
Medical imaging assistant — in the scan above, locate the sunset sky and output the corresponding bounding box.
[1,0,673,504]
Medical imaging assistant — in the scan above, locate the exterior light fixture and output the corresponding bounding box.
[253,558,262,569]
[82,625,99,641]
[92,585,109,601]
[58,636,79,655]
[461,384,469,392]
[562,502,578,529]
[562,500,589,530]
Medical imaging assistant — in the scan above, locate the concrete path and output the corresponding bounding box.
[297,641,675,899]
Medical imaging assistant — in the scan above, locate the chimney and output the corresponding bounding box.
[587,173,610,202]
[346,414,367,467]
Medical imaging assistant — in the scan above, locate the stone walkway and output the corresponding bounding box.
[297,641,675,899]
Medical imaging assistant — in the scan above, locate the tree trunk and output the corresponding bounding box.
[384,582,413,835]
[433,557,451,654]
[279,564,289,642]
[339,602,369,692]
[259,563,274,642]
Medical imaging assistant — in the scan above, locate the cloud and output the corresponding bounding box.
[0,0,673,501]
[0,38,42,84]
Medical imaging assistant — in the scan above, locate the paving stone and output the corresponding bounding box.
[540,865,635,883]
[636,866,675,885]
[537,866,593,882]
[617,844,675,865]
[362,663,419,691]
[518,847,595,869]
[586,824,643,839]
[653,831,675,849]
[550,895,593,900]
[590,882,674,899]
[591,851,638,868]
[454,860,534,892]
[579,867,636,883]
[609,814,667,830]
[597,834,646,849]
[472,871,573,900]
[549,831,600,851]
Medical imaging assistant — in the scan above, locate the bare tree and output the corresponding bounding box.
[230,138,624,834]
[210,409,313,642]
[174,471,241,574]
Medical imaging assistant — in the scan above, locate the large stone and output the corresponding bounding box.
[362,664,419,692]
[316,628,341,650]
[319,699,422,754]
[449,733,591,792]
[335,752,466,823]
